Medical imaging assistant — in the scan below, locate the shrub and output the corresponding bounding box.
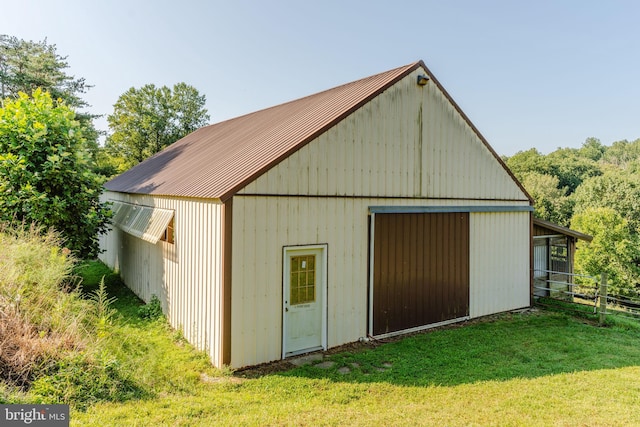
[0,90,110,257]
[138,295,164,321]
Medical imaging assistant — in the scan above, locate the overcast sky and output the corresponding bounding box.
[2,0,639,156]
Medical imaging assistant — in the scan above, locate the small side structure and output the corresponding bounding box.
[99,60,534,368]
[532,218,593,299]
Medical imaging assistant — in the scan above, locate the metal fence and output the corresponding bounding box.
[533,270,640,324]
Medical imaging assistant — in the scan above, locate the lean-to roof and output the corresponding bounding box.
[533,218,593,242]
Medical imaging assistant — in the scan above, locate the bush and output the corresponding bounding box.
[138,295,164,321]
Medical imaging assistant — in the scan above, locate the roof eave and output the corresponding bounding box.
[533,217,593,242]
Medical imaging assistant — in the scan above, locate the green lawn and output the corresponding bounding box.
[72,262,640,426]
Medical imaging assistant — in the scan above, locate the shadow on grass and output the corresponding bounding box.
[74,260,147,324]
[274,312,640,387]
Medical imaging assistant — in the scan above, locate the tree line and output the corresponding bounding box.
[504,138,640,295]
[0,34,209,256]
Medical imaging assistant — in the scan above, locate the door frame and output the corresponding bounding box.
[282,244,328,359]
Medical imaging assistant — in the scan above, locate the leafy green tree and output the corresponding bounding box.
[0,89,109,257]
[573,172,640,233]
[0,34,100,156]
[545,147,601,194]
[506,143,602,196]
[601,138,640,169]
[578,137,606,162]
[521,173,573,226]
[505,148,548,182]
[572,207,640,296]
[105,83,209,168]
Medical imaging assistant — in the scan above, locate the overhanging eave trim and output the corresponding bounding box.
[368,205,534,214]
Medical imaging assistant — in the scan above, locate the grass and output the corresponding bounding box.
[67,261,640,426]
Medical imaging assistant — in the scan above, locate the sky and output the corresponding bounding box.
[2,0,639,156]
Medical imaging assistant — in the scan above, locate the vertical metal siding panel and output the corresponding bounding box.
[101,195,224,366]
[236,71,527,202]
[231,196,373,367]
[469,212,530,318]
[166,198,223,367]
[372,213,469,335]
[230,197,244,366]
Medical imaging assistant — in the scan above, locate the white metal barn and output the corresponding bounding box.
[99,60,533,368]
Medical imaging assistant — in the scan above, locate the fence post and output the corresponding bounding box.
[599,273,608,326]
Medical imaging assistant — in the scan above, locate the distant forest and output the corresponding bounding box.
[503,137,640,294]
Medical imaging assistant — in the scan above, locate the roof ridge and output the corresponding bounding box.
[197,61,421,131]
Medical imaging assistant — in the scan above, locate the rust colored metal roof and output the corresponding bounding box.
[105,62,423,200]
[105,60,532,204]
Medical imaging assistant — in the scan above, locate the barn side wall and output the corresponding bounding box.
[230,196,530,368]
[98,191,226,367]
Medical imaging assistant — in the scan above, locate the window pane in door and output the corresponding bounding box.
[290,255,316,305]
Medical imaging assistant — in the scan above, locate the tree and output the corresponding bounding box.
[573,172,640,233]
[504,148,548,182]
[601,138,640,169]
[0,89,109,257]
[521,172,573,226]
[0,35,100,157]
[579,137,606,162]
[544,147,601,194]
[105,83,209,168]
[0,35,90,108]
[572,207,640,296]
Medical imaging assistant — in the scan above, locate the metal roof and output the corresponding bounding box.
[533,218,593,242]
[105,60,532,203]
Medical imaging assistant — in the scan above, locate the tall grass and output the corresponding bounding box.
[0,225,91,387]
[0,224,142,408]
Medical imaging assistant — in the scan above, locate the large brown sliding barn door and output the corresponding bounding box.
[372,212,470,336]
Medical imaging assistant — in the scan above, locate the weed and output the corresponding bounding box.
[138,295,164,321]
[30,352,145,410]
[88,278,117,337]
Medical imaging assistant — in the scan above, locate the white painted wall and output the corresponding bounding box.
[229,69,531,367]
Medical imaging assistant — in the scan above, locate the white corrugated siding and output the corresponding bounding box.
[469,212,531,318]
[99,191,225,367]
[239,69,526,202]
[230,196,530,368]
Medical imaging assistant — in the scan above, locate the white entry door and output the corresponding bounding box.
[283,245,327,358]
